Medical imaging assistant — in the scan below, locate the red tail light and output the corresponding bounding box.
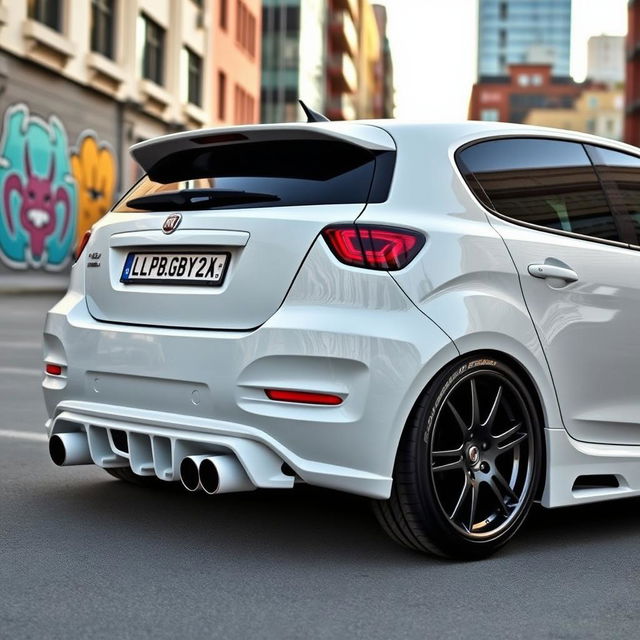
[45,363,62,376]
[322,225,425,270]
[265,389,343,405]
[74,230,92,263]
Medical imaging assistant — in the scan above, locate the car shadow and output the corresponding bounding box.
[32,471,640,563]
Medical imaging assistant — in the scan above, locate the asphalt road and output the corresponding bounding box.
[2,293,640,640]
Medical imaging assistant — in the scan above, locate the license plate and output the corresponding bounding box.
[120,252,230,286]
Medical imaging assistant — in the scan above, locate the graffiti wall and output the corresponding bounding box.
[0,103,117,272]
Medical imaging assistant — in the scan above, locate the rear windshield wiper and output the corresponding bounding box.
[126,189,280,211]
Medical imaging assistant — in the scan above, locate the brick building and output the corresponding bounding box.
[625,0,640,145]
[469,63,593,124]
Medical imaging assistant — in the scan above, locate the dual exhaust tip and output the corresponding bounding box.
[180,454,255,495]
[49,432,256,496]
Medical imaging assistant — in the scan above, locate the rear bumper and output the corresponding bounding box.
[43,242,458,498]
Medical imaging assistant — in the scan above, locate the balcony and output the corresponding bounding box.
[330,9,358,56]
[333,0,359,21]
[326,94,357,121]
[328,52,358,94]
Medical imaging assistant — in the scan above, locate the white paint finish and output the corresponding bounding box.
[490,215,640,445]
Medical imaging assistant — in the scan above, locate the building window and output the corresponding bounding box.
[480,109,500,121]
[531,74,543,86]
[236,0,256,58]
[518,74,530,87]
[498,54,506,71]
[220,0,228,29]
[91,0,115,59]
[499,1,508,20]
[588,96,599,109]
[218,71,227,120]
[499,29,507,48]
[28,0,62,31]
[141,14,165,85]
[183,47,202,106]
[234,84,255,124]
[586,119,596,133]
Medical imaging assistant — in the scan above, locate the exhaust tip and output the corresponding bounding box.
[49,435,66,466]
[199,458,221,495]
[180,457,201,492]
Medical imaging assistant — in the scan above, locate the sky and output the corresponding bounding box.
[374,0,629,121]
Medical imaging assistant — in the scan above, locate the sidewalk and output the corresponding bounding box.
[0,274,69,294]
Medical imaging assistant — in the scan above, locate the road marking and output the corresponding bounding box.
[0,429,47,442]
[0,366,42,377]
[0,341,43,350]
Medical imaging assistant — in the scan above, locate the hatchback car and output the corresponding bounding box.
[43,120,640,559]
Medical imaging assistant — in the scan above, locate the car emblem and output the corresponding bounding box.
[162,213,182,234]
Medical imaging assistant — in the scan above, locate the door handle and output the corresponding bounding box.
[528,263,578,282]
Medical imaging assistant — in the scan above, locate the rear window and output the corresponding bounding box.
[115,139,394,212]
[457,137,620,243]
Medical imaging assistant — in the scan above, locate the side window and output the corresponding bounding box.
[585,145,640,245]
[457,138,620,243]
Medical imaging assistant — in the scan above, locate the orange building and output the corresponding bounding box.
[212,0,262,126]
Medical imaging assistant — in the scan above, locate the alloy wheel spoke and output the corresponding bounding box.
[467,482,479,531]
[432,446,464,458]
[488,477,513,516]
[493,421,522,444]
[433,456,465,473]
[450,477,471,522]
[482,385,503,430]
[446,400,469,437]
[497,432,528,453]
[470,378,480,428]
[493,468,519,503]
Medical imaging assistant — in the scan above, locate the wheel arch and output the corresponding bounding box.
[396,348,549,501]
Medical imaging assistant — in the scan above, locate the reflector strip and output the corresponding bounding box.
[45,364,62,376]
[265,389,343,405]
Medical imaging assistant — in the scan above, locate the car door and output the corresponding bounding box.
[457,136,640,446]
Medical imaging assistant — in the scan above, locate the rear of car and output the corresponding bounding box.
[43,122,456,499]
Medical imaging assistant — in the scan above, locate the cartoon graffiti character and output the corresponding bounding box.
[70,132,117,244]
[3,147,71,262]
[0,103,76,270]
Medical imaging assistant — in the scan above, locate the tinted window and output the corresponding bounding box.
[585,145,640,245]
[458,138,619,242]
[115,140,394,211]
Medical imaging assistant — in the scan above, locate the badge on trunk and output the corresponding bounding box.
[162,213,182,234]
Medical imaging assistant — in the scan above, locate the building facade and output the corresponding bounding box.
[261,0,327,123]
[0,0,216,281]
[625,0,640,145]
[587,35,625,86]
[212,0,262,126]
[261,0,390,123]
[477,0,571,78]
[524,89,624,140]
[468,63,587,124]
[372,4,394,119]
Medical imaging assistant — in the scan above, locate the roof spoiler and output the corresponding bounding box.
[130,123,396,179]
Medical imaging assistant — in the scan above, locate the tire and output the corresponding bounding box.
[373,355,542,560]
[104,467,168,488]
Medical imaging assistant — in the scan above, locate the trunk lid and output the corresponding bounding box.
[84,123,396,330]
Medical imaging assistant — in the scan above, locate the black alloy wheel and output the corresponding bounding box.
[373,355,542,559]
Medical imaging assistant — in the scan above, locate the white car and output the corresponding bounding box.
[43,120,640,559]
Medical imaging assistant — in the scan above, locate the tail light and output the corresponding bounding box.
[322,225,425,270]
[74,230,92,264]
[265,389,343,405]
